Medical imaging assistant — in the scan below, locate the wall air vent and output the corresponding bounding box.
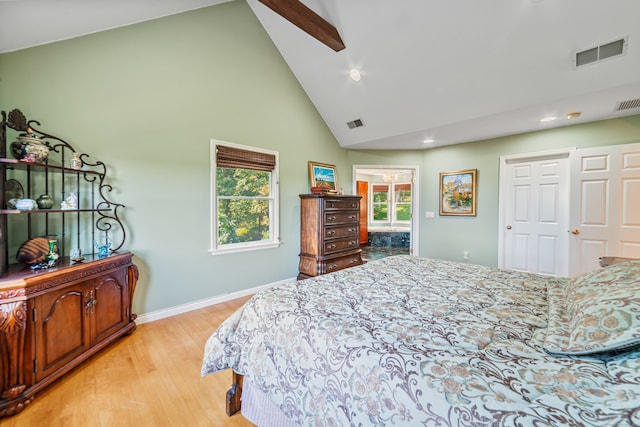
[575,38,626,67]
[347,118,364,129]
[615,98,640,112]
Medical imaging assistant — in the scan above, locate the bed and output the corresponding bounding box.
[201,255,640,426]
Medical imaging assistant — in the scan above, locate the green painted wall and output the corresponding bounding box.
[2,1,639,315]
[348,114,640,267]
[0,2,349,314]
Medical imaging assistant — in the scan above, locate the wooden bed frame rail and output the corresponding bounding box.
[226,371,244,416]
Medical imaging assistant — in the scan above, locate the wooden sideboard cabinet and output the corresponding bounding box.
[0,109,137,417]
[0,252,138,417]
[298,194,364,279]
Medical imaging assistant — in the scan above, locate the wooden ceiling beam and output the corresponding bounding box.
[258,0,345,52]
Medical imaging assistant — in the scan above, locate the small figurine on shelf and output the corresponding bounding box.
[70,248,85,263]
[70,152,82,170]
[94,238,112,259]
[60,192,78,209]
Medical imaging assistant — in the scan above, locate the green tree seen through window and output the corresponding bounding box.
[216,167,271,245]
[372,187,389,221]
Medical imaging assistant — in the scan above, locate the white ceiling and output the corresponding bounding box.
[2,0,640,150]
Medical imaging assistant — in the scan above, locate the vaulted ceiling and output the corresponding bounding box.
[2,0,640,150]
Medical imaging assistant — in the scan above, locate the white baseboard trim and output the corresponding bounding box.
[136,276,297,325]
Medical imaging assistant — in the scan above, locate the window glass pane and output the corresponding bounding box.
[395,190,411,202]
[217,199,270,245]
[372,191,388,203]
[372,186,389,221]
[217,167,270,197]
[392,184,411,222]
[395,204,411,221]
[373,204,388,220]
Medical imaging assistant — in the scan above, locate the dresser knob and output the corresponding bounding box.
[329,215,337,220]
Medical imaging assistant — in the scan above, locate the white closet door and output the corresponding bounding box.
[569,143,640,276]
[501,154,570,276]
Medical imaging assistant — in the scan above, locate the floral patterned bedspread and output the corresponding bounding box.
[201,256,640,426]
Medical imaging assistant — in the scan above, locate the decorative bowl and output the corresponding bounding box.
[15,198,38,211]
[13,135,49,162]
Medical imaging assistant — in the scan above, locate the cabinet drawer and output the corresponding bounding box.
[324,225,359,240]
[324,238,359,254]
[324,199,359,210]
[323,253,363,274]
[325,211,359,225]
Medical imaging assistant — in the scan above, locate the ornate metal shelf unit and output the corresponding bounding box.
[0,108,137,418]
[0,108,127,275]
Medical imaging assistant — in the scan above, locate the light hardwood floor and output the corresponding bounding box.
[2,296,256,427]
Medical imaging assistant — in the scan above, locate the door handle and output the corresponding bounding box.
[506,225,512,230]
[570,229,580,235]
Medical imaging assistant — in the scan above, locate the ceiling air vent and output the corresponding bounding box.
[615,98,640,112]
[347,118,364,129]
[575,38,626,67]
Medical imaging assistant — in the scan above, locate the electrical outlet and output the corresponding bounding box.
[425,211,435,219]
[463,251,469,260]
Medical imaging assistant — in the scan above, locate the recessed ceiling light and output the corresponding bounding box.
[540,116,558,122]
[423,139,434,144]
[349,69,361,82]
[566,112,581,119]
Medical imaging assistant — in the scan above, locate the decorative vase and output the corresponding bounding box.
[36,194,54,209]
[70,152,82,170]
[17,135,49,162]
[44,239,59,266]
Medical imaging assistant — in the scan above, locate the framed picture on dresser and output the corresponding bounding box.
[308,161,338,193]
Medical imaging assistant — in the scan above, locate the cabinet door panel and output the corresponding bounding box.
[36,285,88,381]
[91,268,127,346]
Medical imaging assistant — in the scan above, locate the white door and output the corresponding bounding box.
[501,153,570,276]
[569,143,640,275]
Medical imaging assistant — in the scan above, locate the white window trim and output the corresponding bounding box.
[392,182,412,224]
[370,183,390,224]
[370,182,413,225]
[209,139,281,255]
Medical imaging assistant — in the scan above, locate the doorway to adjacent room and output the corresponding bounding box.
[353,165,419,261]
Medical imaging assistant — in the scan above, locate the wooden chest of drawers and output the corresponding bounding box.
[298,194,364,279]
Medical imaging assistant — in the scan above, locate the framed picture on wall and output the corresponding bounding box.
[308,161,338,193]
[439,169,477,216]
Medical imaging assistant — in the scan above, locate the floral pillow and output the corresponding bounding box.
[544,260,640,355]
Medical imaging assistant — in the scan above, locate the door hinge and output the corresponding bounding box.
[32,308,37,322]
[33,359,37,373]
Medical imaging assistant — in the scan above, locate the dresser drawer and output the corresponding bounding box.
[324,237,359,254]
[325,211,359,225]
[323,252,363,274]
[324,225,358,240]
[324,199,359,210]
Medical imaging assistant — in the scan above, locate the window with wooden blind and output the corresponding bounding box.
[372,184,389,222]
[394,183,412,222]
[210,140,280,254]
[370,182,412,224]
